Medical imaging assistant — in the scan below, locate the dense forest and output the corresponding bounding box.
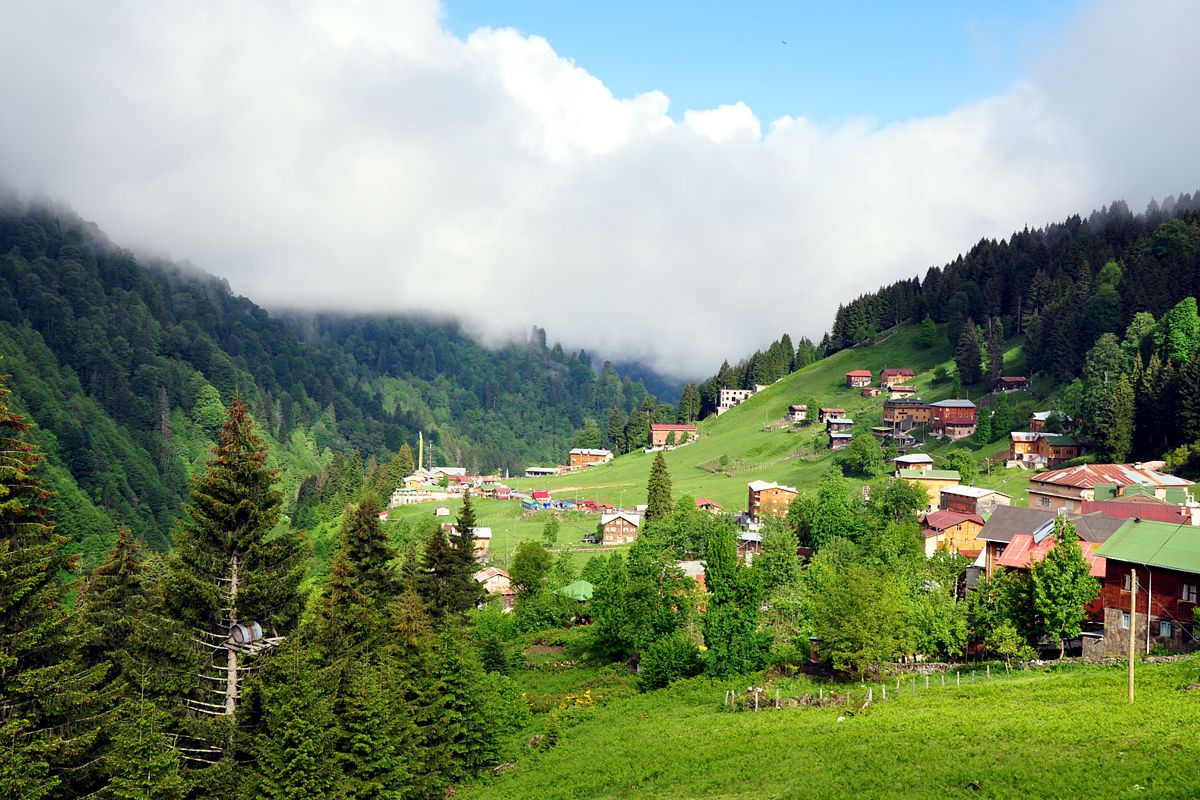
[0,194,658,560]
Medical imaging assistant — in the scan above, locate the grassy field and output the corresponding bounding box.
[468,651,1200,800]
[382,496,628,569]
[508,324,1051,514]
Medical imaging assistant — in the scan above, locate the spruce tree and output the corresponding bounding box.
[645,452,673,523]
[429,632,500,784]
[917,313,938,348]
[1094,375,1136,462]
[986,317,1004,387]
[702,525,765,677]
[990,394,1012,443]
[954,319,984,385]
[607,408,626,454]
[416,494,483,622]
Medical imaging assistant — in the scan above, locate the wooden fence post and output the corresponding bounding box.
[956,671,960,687]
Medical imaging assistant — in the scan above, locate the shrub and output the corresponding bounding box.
[637,632,704,691]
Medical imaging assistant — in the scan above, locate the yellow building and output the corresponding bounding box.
[897,468,961,511]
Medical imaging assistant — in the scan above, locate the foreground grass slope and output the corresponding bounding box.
[510,324,1041,511]
[469,657,1200,800]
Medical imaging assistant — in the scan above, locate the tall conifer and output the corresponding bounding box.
[645,452,673,523]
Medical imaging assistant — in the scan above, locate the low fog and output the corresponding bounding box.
[1,0,1198,380]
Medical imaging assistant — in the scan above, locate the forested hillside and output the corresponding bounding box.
[0,194,657,561]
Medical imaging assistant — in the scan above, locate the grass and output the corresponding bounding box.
[507,324,1053,513]
[467,656,1200,799]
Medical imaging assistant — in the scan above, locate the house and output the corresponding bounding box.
[1009,431,1083,467]
[870,426,892,440]
[883,398,931,430]
[718,387,756,415]
[493,485,512,500]
[861,386,882,398]
[1027,464,1193,513]
[737,531,763,563]
[434,506,451,517]
[976,506,1124,577]
[788,404,808,423]
[1095,519,1200,656]
[474,567,515,611]
[828,432,853,450]
[1081,490,1200,525]
[443,523,492,562]
[939,485,1011,517]
[678,560,707,591]
[929,399,977,439]
[825,417,854,434]
[845,370,872,388]
[429,466,467,482]
[569,448,613,468]
[747,480,798,522]
[524,466,561,477]
[1029,411,1075,433]
[695,497,724,514]
[993,517,1112,591]
[530,490,552,507]
[888,385,917,400]
[994,376,1030,393]
[818,407,846,423]
[892,453,934,472]
[880,368,915,388]
[650,423,698,448]
[897,468,961,511]
[919,510,985,557]
[600,512,641,545]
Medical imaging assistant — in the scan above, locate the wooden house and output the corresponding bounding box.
[880,368,915,388]
[474,567,515,610]
[1029,410,1075,433]
[747,480,798,521]
[861,386,882,397]
[897,468,961,511]
[825,416,854,434]
[845,369,872,388]
[929,399,977,439]
[695,497,724,514]
[888,385,917,399]
[994,376,1030,393]
[976,506,1123,577]
[599,512,641,545]
[1096,519,1200,656]
[919,510,986,557]
[788,404,808,423]
[939,485,1011,517]
[569,448,613,468]
[883,398,931,430]
[443,523,492,562]
[650,424,697,447]
[818,407,846,423]
[737,531,763,563]
[828,432,853,450]
[892,453,934,472]
[1027,464,1193,513]
[1009,431,1083,467]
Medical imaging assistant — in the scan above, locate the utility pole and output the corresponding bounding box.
[1129,568,1137,704]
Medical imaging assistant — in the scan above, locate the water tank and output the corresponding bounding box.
[229,621,263,644]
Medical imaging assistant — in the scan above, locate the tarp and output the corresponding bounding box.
[556,580,594,601]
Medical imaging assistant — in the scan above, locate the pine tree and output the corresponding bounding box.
[702,525,765,677]
[428,632,500,783]
[986,317,1004,387]
[0,376,100,798]
[607,408,626,454]
[954,319,984,385]
[990,394,1012,443]
[645,452,673,523]
[1094,375,1135,461]
[416,494,483,622]
[1176,355,1200,445]
[917,313,938,348]
[974,411,993,445]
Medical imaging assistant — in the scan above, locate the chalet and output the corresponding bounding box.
[993,516,1113,591]
[870,426,892,440]
[919,510,986,558]
[569,448,613,468]
[1027,464,1193,513]
[825,417,854,434]
[818,407,846,423]
[747,480,798,522]
[475,567,515,610]
[883,398,931,430]
[1009,431,1083,467]
[403,469,430,488]
[650,423,697,448]
[939,485,1011,517]
[828,432,853,450]
[524,466,561,478]
[861,386,882,398]
[737,531,763,563]
[888,385,917,400]
[976,506,1123,577]
[429,466,467,481]
[718,387,756,415]
[493,485,513,500]
[897,468,961,511]
[599,512,641,545]
[443,523,492,562]
[788,404,809,423]
[845,370,872,388]
[530,490,552,506]
[880,367,916,388]
[1096,519,1200,656]
[929,399,977,439]
[892,453,934,472]
[1029,411,1074,433]
[994,376,1030,393]
[695,497,724,514]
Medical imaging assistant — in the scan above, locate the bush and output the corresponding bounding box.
[637,632,704,691]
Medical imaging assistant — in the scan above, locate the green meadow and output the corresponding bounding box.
[468,648,1200,800]
[509,324,1045,514]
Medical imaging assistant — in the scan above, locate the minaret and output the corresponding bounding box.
[418,431,424,471]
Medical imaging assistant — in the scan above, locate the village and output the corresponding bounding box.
[384,362,1200,662]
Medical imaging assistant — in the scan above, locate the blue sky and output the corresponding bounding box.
[443,0,1082,125]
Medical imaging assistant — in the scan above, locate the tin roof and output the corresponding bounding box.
[600,512,641,528]
[748,480,798,493]
[921,510,985,531]
[650,424,697,432]
[894,454,934,464]
[1031,464,1192,490]
[898,469,960,480]
[931,399,976,408]
[846,370,872,377]
[1096,519,1200,574]
[941,485,1010,500]
[997,533,1107,576]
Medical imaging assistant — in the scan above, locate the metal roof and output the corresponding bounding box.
[600,512,641,527]
[931,399,976,408]
[1032,463,1192,490]
[978,507,1125,545]
[748,480,798,493]
[997,533,1107,577]
[1096,519,1200,574]
[894,454,934,464]
[941,485,1010,500]
[921,510,985,530]
[898,469,960,480]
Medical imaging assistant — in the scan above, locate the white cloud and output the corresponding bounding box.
[0,0,1196,381]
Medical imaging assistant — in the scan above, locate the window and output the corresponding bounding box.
[1121,611,1131,629]
[1182,584,1197,603]
[1039,497,1051,508]
[1123,573,1132,591]
[1159,620,1173,638]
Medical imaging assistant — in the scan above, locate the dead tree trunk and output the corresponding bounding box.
[225,551,240,716]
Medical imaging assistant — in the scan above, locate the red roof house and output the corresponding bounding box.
[845,370,872,388]
[650,423,698,448]
[880,368,915,387]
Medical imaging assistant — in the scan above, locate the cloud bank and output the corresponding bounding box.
[0,1,1197,380]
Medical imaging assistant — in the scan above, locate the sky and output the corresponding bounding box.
[0,1,1197,381]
